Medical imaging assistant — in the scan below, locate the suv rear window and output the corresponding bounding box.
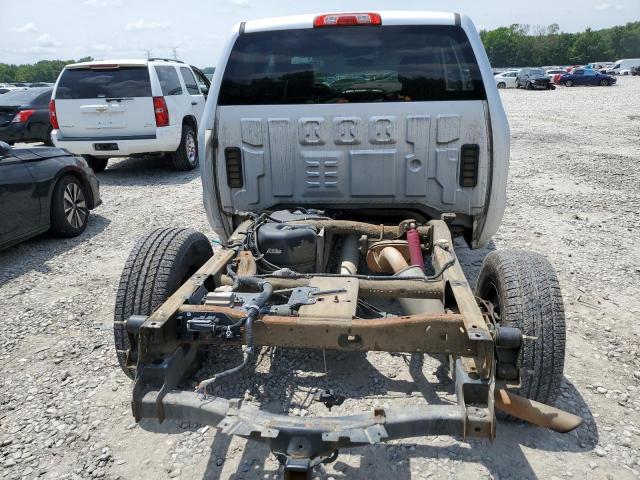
[219,25,486,105]
[56,66,152,99]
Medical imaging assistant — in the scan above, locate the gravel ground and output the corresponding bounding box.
[1,76,640,480]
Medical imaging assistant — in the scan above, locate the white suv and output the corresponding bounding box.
[50,59,210,172]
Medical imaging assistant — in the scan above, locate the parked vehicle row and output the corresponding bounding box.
[496,64,621,90]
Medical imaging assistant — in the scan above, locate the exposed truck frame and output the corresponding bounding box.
[119,216,581,479]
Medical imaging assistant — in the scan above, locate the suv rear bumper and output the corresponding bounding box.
[52,125,181,157]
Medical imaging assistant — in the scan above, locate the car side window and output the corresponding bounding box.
[179,67,200,95]
[574,70,584,75]
[155,66,183,96]
[585,70,596,76]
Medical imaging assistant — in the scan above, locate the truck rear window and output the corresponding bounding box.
[219,25,486,105]
[55,66,152,99]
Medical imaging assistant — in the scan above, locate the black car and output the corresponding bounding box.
[516,68,555,90]
[0,87,54,145]
[0,141,101,250]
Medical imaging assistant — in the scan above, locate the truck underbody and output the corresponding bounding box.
[116,211,581,479]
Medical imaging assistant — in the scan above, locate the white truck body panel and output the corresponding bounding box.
[199,11,509,248]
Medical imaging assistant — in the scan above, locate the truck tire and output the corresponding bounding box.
[50,174,89,237]
[82,155,108,173]
[475,250,566,416]
[113,228,213,378]
[169,124,198,171]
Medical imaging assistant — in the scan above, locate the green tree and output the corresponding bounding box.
[0,58,93,83]
[481,21,640,67]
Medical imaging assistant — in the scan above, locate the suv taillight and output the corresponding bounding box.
[313,12,381,27]
[153,96,169,127]
[49,100,59,129]
[12,109,36,123]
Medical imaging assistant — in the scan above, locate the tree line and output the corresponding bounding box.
[480,21,640,67]
[1,21,640,82]
[0,57,93,83]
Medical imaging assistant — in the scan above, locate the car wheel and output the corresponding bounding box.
[169,124,198,171]
[599,79,609,86]
[565,80,574,87]
[50,175,89,238]
[113,228,213,379]
[497,82,506,89]
[476,250,565,420]
[45,126,54,146]
[548,84,556,90]
[82,155,108,173]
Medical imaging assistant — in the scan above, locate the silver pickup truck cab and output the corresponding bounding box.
[200,11,509,248]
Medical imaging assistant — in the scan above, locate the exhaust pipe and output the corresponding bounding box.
[367,246,444,315]
[495,389,583,433]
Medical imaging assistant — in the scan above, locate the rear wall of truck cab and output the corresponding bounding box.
[199,12,509,248]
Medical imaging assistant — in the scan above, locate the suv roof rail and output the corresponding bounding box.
[148,58,184,64]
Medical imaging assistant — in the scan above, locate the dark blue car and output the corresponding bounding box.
[560,68,616,87]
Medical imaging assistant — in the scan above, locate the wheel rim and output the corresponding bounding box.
[63,182,87,229]
[600,80,607,86]
[186,132,197,165]
[498,82,505,89]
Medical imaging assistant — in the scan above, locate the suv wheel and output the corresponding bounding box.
[50,175,89,237]
[169,124,198,171]
[82,155,108,173]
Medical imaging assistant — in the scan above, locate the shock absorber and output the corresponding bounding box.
[406,223,425,272]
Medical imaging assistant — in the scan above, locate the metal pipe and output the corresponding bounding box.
[373,246,444,315]
[339,235,360,275]
[378,247,409,272]
[288,219,430,239]
[494,389,583,433]
[218,275,443,299]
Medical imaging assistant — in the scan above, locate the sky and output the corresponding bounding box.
[1,0,638,67]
